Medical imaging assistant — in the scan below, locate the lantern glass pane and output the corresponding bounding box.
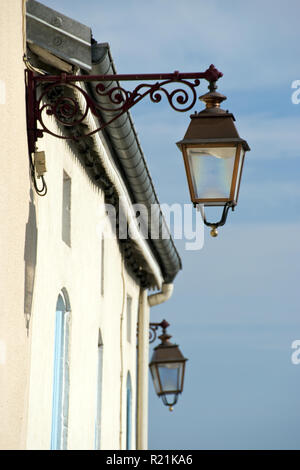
[234,147,245,202]
[150,364,161,395]
[187,146,236,199]
[157,362,182,393]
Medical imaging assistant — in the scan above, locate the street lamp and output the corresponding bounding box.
[26,65,249,232]
[176,83,250,237]
[149,320,187,411]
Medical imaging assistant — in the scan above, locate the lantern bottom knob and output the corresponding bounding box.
[210,226,218,237]
[169,406,173,412]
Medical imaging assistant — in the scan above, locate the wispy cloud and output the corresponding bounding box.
[45,0,300,91]
[238,113,300,159]
[161,222,300,328]
[132,107,300,170]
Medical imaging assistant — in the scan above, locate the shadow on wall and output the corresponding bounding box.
[24,188,37,334]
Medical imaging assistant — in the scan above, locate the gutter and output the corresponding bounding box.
[75,87,164,288]
[88,42,182,284]
[148,283,174,307]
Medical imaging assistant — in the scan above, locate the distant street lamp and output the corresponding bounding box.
[149,320,187,411]
[176,83,250,237]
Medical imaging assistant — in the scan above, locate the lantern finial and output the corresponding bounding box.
[199,89,227,110]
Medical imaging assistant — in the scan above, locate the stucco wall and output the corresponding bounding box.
[0,0,32,450]
[25,127,141,450]
[0,0,152,450]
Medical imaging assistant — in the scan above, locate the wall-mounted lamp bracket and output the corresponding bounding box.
[149,319,170,344]
[25,65,223,155]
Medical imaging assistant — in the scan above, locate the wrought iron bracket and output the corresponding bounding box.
[149,319,170,344]
[200,202,235,228]
[25,65,223,155]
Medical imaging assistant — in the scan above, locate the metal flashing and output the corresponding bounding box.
[26,0,91,71]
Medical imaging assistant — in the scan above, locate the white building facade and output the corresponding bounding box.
[0,0,181,450]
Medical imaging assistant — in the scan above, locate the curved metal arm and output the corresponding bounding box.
[26,65,223,154]
[149,319,170,344]
[198,202,235,236]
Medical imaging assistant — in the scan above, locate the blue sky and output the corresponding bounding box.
[44,0,300,449]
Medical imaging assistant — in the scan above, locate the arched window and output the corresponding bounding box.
[126,372,132,450]
[94,330,103,450]
[51,290,71,450]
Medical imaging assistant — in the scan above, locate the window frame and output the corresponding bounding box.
[50,290,71,450]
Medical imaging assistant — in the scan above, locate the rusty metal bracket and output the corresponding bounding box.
[149,319,170,344]
[25,65,223,155]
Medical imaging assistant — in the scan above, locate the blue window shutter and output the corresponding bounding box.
[51,294,70,450]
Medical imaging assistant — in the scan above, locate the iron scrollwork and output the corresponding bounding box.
[35,78,200,142]
[149,324,160,344]
[95,78,200,115]
[35,81,103,141]
[26,65,223,154]
[149,319,170,344]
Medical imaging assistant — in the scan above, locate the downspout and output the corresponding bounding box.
[136,283,173,450]
[148,283,174,307]
[136,288,149,450]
